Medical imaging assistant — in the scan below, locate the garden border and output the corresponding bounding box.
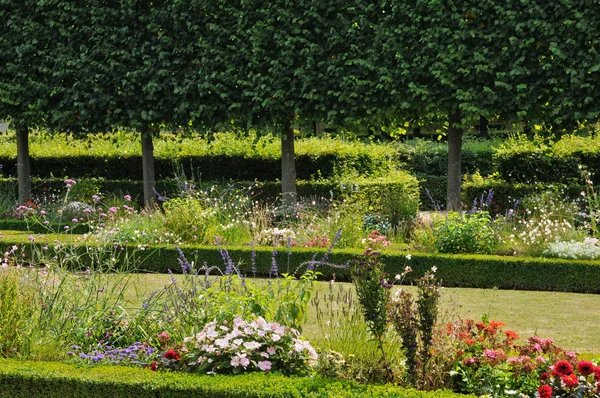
[0,359,471,398]
[2,236,600,293]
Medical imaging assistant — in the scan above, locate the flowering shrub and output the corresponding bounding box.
[255,228,297,247]
[304,236,329,248]
[543,238,600,260]
[447,318,578,396]
[538,359,600,397]
[160,316,317,375]
[361,230,391,249]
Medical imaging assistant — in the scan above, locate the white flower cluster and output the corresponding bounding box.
[543,238,600,260]
[180,316,317,374]
[255,227,296,246]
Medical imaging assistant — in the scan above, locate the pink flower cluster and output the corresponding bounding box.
[172,316,317,375]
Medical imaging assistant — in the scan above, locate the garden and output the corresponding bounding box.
[3,0,600,396]
[1,131,600,397]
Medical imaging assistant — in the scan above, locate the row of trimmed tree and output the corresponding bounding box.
[2,0,600,209]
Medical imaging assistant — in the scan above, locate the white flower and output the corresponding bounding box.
[243,341,261,350]
[431,266,437,273]
[406,254,412,260]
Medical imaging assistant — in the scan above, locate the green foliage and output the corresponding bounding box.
[342,170,420,234]
[430,212,497,255]
[0,359,472,398]
[0,132,400,182]
[389,270,442,388]
[349,250,393,379]
[0,268,35,357]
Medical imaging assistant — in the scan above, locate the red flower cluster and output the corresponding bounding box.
[538,384,552,398]
[164,349,181,360]
[540,360,600,397]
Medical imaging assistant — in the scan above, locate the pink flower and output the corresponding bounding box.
[72,218,78,223]
[267,346,277,356]
[230,356,241,367]
[28,236,34,242]
[124,195,131,201]
[257,360,272,372]
[243,341,261,350]
[239,357,250,367]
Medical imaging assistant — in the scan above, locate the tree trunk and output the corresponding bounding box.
[479,116,489,139]
[281,117,297,210]
[141,126,156,208]
[447,109,463,211]
[16,125,31,205]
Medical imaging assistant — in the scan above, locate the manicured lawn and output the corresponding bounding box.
[121,274,600,355]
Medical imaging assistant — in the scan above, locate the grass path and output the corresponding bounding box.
[122,274,600,355]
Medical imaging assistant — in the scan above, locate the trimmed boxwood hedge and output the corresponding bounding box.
[3,236,600,293]
[0,152,392,182]
[0,359,472,398]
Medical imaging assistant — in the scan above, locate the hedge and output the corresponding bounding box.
[0,359,472,398]
[3,237,600,293]
[397,139,498,177]
[462,178,584,215]
[493,134,600,185]
[0,173,420,217]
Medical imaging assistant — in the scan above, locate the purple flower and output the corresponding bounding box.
[124,195,132,201]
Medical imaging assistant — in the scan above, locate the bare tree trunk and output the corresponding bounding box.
[447,109,463,211]
[281,117,297,210]
[479,116,489,139]
[141,126,156,208]
[16,124,31,205]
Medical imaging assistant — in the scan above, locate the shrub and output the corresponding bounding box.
[543,238,600,260]
[430,212,497,255]
[164,316,318,376]
[446,318,580,397]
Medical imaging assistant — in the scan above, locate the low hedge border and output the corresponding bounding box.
[0,359,471,398]
[2,236,600,293]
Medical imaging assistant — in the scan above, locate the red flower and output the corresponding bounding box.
[540,372,550,381]
[562,373,579,388]
[577,360,595,376]
[554,360,573,376]
[538,385,552,398]
[504,329,519,341]
[164,349,180,360]
[150,362,158,371]
[595,366,600,381]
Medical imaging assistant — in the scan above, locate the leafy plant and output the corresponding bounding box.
[431,211,497,254]
[349,249,393,379]
[164,316,318,376]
